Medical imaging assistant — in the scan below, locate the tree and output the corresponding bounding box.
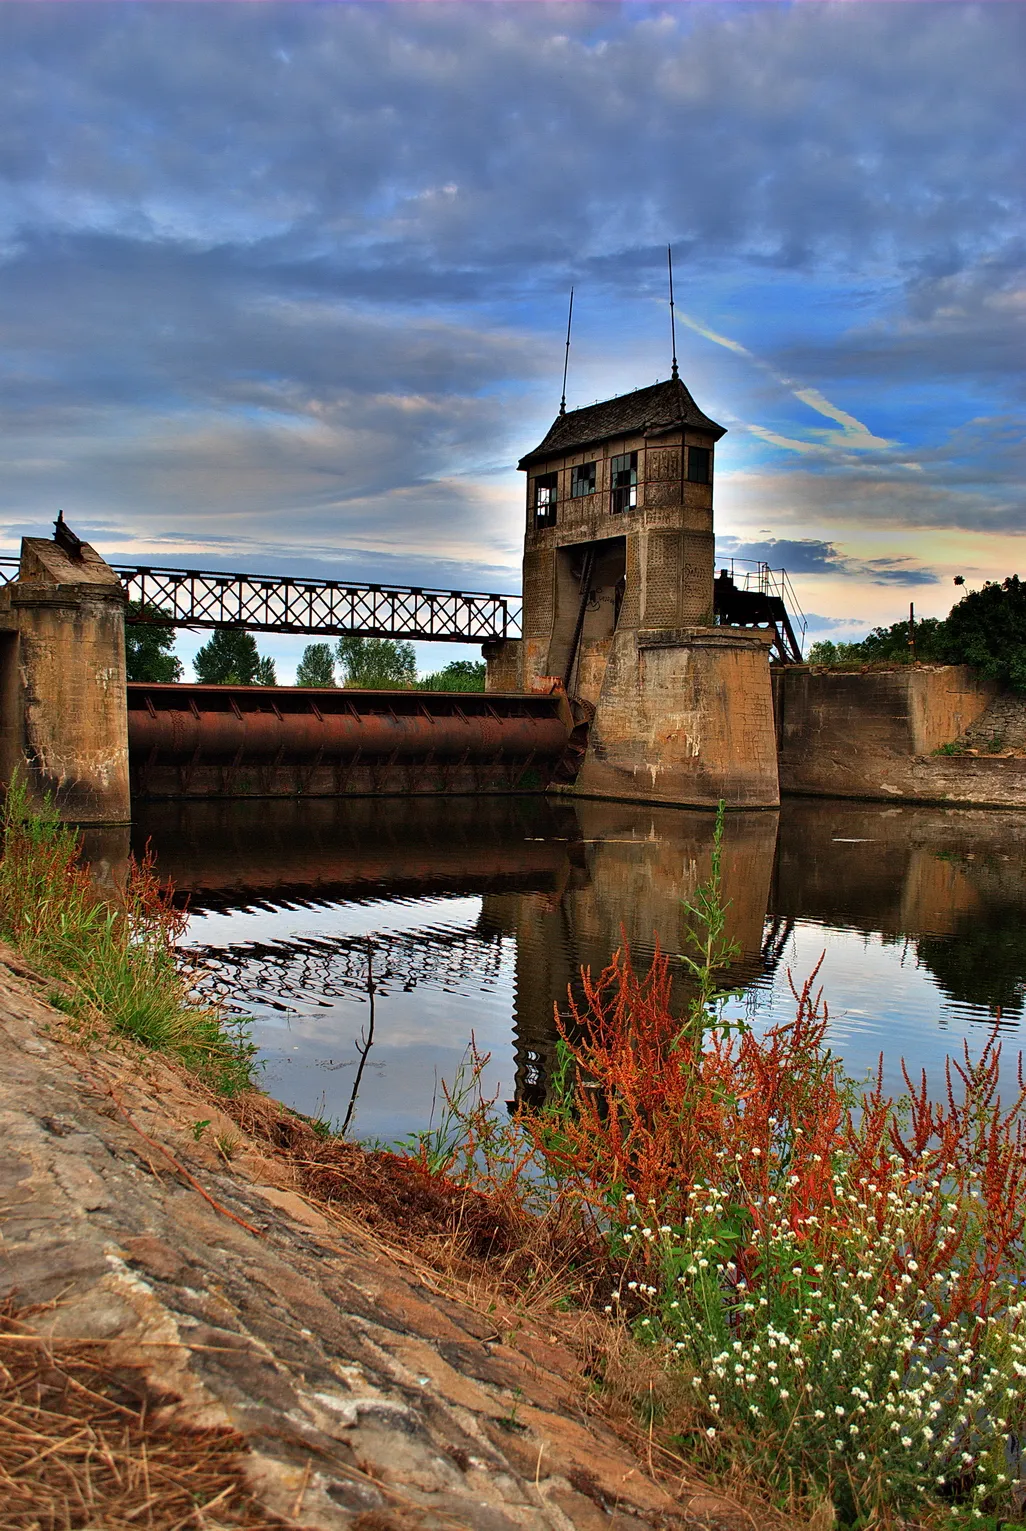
[193,628,262,685]
[296,643,336,687]
[807,618,946,668]
[940,576,1026,693]
[336,636,417,689]
[124,601,182,682]
[256,655,277,685]
[420,658,486,692]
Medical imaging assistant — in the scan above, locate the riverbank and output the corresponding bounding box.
[0,948,744,1531]
[4,798,1026,1530]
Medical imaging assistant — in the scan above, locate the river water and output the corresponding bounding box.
[133,795,1026,1145]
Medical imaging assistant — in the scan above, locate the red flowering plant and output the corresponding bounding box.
[500,805,1026,1525]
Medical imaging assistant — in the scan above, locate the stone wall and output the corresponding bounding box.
[773,665,1026,806]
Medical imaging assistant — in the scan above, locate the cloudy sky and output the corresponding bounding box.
[0,1,1023,676]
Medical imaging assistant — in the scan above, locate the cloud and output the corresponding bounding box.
[679,314,895,452]
[717,537,940,586]
[0,0,1021,587]
[803,612,871,637]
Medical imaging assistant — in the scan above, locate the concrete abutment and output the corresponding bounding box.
[0,537,130,825]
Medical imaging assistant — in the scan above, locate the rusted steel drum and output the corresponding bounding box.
[127,683,570,765]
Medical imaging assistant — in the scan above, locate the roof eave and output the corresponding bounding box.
[518,416,725,470]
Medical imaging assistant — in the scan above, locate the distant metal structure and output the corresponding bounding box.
[713,558,807,665]
[0,558,521,643]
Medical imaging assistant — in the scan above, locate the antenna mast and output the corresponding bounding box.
[559,287,574,415]
[667,245,679,380]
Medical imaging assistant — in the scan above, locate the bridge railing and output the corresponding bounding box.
[0,558,523,643]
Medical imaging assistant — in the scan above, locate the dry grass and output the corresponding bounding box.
[228,1091,604,1312]
[0,1306,299,1531]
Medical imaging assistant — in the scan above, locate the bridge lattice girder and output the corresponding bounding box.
[0,560,522,644]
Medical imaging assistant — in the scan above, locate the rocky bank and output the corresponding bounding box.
[0,951,740,1531]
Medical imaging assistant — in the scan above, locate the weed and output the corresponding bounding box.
[412,806,1026,1527]
[0,776,255,1094]
[190,1119,212,1142]
[213,1131,242,1163]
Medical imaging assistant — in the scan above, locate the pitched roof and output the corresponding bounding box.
[518,377,726,468]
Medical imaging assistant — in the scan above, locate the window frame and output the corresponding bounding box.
[570,461,597,499]
[533,472,558,528]
[610,451,638,515]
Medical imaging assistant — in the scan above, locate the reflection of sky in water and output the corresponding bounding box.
[186,891,1026,1146]
[727,921,1020,1102]
[186,896,518,1145]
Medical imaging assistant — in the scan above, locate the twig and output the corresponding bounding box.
[290,1458,312,1517]
[94,1082,264,1238]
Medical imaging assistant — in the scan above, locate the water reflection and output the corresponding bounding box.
[132,796,1026,1140]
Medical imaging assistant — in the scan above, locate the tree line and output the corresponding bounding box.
[125,608,485,691]
[806,576,1026,693]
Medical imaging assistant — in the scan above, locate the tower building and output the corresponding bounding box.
[517,376,725,701]
[487,370,780,809]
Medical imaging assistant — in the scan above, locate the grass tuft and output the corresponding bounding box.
[0,776,255,1094]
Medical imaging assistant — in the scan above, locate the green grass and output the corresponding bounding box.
[0,777,255,1094]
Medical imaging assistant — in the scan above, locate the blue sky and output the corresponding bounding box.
[0,1,1023,677]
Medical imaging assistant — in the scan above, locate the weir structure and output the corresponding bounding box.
[0,367,799,823]
[486,376,782,810]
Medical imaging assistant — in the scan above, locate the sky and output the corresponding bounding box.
[0,0,1023,678]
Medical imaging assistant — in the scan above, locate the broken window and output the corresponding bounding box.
[687,446,711,484]
[610,452,637,514]
[571,461,597,498]
[533,473,558,527]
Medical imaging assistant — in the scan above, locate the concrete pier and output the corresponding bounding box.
[0,536,130,824]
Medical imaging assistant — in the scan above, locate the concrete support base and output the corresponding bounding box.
[572,625,780,809]
[0,538,130,824]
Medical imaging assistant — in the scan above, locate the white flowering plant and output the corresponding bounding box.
[610,1169,1026,1526]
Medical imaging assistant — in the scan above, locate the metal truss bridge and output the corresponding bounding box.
[0,558,522,645]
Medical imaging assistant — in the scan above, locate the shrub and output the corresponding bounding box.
[420,659,486,692]
[422,812,1026,1526]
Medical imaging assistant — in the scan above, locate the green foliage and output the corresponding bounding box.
[808,618,946,667]
[805,639,864,666]
[419,659,487,692]
[336,636,417,689]
[0,776,254,1093]
[124,601,182,683]
[255,655,277,685]
[859,615,946,663]
[807,579,1026,690]
[942,576,1026,693]
[296,642,336,687]
[194,628,265,685]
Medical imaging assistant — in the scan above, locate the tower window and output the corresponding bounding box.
[571,461,597,498]
[687,446,711,484]
[533,473,558,527]
[610,452,638,514]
